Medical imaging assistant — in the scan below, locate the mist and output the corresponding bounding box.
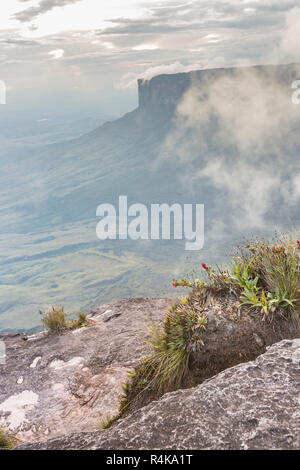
[159,65,300,238]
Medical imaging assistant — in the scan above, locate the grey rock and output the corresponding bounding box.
[0,298,172,443]
[16,339,300,450]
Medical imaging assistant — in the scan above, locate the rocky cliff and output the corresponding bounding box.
[16,339,300,450]
[1,296,299,450]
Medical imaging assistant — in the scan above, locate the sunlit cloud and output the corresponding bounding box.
[132,43,159,51]
[48,48,64,59]
[244,8,256,15]
[102,41,115,49]
[203,33,222,44]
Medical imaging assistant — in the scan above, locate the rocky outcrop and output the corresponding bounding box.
[16,339,300,450]
[123,292,299,415]
[0,298,172,444]
[1,295,299,450]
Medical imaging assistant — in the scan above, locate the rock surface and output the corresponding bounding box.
[0,298,172,443]
[16,339,300,450]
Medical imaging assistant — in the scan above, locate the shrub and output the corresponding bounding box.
[173,234,300,320]
[40,306,67,332]
[68,313,88,330]
[226,236,300,319]
[40,307,88,333]
[119,301,207,413]
[0,427,15,450]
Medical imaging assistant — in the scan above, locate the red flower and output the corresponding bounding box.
[297,240,300,248]
[272,246,284,253]
[171,282,177,288]
[201,262,209,272]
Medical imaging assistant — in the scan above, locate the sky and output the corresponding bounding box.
[0,0,300,117]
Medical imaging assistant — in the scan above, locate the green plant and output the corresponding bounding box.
[235,237,300,316]
[68,312,88,330]
[121,302,207,413]
[173,234,300,319]
[40,307,88,333]
[0,427,15,450]
[229,259,259,291]
[40,306,67,332]
[99,413,121,430]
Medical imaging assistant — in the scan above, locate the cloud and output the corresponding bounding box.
[278,7,300,59]
[99,1,298,37]
[132,44,159,51]
[159,65,300,231]
[116,62,203,89]
[14,0,81,23]
[2,0,300,118]
[2,38,40,47]
[48,48,64,59]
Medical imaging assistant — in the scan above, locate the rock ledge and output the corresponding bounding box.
[16,339,300,450]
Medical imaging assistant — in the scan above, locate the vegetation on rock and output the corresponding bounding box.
[107,234,300,426]
[173,235,300,319]
[40,306,88,333]
[0,427,15,450]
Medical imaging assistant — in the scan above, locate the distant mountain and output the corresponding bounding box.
[0,63,300,331]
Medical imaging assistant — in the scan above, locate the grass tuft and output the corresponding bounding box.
[40,307,88,333]
[118,301,208,415]
[0,427,15,450]
[98,413,122,430]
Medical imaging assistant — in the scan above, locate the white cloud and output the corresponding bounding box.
[244,8,256,15]
[102,41,115,49]
[132,43,159,51]
[279,7,300,59]
[116,61,203,89]
[48,48,64,59]
[10,0,150,38]
[203,33,222,44]
[159,66,300,230]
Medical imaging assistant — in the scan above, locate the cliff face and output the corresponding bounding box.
[138,73,191,110]
[137,63,300,111]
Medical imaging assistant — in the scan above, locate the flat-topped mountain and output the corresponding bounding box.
[1,63,300,332]
[137,63,300,111]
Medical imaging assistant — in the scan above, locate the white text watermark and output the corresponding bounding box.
[0,80,6,104]
[0,340,6,365]
[96,196,204,250]
[292,80,300,105]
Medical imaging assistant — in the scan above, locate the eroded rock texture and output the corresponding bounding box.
[16,339,300,450]
[0,298,171,443]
